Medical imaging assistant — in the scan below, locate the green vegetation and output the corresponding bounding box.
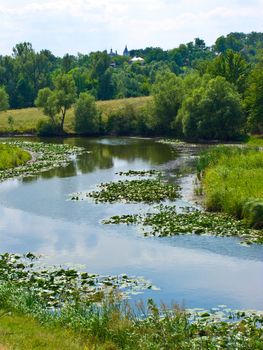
[0,312,86,350]
[35,74,77,134]
[0,33,263,138]
[247,135,263,146]
[177,76,244,140]
[245,56,263,133]
[0,87,9,111]
[0,253,262,350]
[74,92,100,135]
[0,141,85,182]
[197,146,263,228]
[72,179,179,203]
[103,205,262,244]
[116,169,161,177]
[0,96,150,135]
[0,143,31,170]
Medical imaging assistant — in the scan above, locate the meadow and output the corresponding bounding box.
[0,96,151,135]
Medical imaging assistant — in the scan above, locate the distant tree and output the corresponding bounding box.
[0,87,9,111]
[245,54,263,132]
[208,50,250,93]
[178,76,244,140]
[74,93,100,135]
[152,73,184,135]
[35,73,77,133]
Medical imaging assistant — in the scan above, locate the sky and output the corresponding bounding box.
[0,0,262,56]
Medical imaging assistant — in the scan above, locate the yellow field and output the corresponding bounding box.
[0,96,151,134]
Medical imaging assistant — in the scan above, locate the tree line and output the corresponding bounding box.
[0,31,263,139]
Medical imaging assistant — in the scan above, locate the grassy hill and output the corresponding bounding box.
[0,96,151,135]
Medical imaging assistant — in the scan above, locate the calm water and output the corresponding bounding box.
[0,137,262,310]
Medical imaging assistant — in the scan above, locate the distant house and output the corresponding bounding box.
[130,56,145,64]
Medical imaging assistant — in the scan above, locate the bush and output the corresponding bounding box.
[105,103,144,136]
[74,92,100,135]
[36,120,60,136]
[242,200,263,229]
[178,76,245,140]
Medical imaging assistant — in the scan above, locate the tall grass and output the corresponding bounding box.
[0,143,31,170]
[247,135,263,147]
[198,146,263,228]
[0,283,262,350]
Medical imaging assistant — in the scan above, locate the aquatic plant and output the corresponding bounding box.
[116,169,162,177]
[0,253,154,309]
[73,179,179,203]
[0,141,86,182]
[103,205,263,244]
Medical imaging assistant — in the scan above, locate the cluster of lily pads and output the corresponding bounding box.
[103,205,262,244]
[0,253,155,309]
[116,169,162,177]
[72,179,179,203]
[0,141,86,182]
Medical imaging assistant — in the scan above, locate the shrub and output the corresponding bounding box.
[242,200,263,229]
[36,120,60,136]
[74,92,100,135]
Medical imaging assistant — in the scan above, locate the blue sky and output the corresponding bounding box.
[0,0,262,56]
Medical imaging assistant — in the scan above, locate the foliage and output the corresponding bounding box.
[0,253,152,309]
[197,146,263,228]
[177,76,244,140]
[74,92,100,135]
[72,179,179,203]
[103,205,262,245]
[36,119,60,136]
[0,141,85,182]
[0,86,9,111]
[105,103,146,136]
[151,73,184,135]
[245,54,263,132]
[0,143,31,170]
[208,50,250,93]
[0,278,262,350]
[35,73,77,133]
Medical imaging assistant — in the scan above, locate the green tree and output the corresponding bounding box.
[35,74,77,133]
[178,76,244,140]
[0,87,9,111]
[74,93,100,135]
[245,55,263,132]
[152,73,184,135]
[208,50,249,93]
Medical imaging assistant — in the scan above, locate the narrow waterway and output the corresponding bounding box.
[0,137,262,310]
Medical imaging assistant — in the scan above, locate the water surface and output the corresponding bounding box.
[0,137,262,310]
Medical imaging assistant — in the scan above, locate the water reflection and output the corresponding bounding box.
[0,137,262,310]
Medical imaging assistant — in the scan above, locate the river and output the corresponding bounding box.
[0,137,262,310]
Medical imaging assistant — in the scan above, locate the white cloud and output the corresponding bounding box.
[0,0,262,55]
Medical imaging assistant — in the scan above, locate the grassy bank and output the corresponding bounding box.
[198,146,263,229]
[247,135,263,147]
[0,96,151,135]
[0,312,87,350]
[0,144,31,170]
[1,253,262,350]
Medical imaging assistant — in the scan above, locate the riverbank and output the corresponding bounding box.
[0,96,150,135]
[0,252,262,350]
[198,146,263,229]
[0,144,31,170]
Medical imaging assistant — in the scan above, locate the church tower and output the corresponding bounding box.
[123,45,129,57]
